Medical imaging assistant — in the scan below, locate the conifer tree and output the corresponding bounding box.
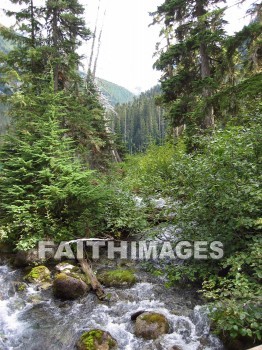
[152,0,226,132]
[0,85,108,250]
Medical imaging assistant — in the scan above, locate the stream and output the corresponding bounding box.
[0,261,224,350]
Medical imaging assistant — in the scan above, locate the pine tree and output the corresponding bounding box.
[152,0,226,133]
[0,86,108,250]
[0,0,112,167]
[45,0,91,91]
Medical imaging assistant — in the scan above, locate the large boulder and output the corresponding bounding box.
[24,265,51,289]
[97,269,136,288]
[76,329,117,350]
[53,273,90,300]
[134,312,169,340]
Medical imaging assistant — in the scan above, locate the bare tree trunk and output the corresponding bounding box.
[30,0,35,48]
[66,238,110,299]
[93,10,106,77]
[88,0,101,77]
[173,124,186,138]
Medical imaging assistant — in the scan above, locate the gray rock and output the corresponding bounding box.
[135,312,169,340]
[53,273,90,300]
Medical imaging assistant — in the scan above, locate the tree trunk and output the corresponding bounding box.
[196,0,214,129]
[88,0,101,77]
[52,8,59,92]
[78,258,106,300]
[30,0,36,75]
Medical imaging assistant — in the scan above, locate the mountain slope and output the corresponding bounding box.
[110,85,166,153]
[95,77,134,106]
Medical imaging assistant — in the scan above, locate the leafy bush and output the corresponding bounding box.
[119,142,181,195]
[119,123,262,343]
[102,189,148,238]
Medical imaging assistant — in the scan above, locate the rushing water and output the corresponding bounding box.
[0,264,224,350]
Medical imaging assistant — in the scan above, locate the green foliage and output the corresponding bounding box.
[103,189,148,237]
[152,0,226,130]
[0,93,109,250]
[0,35,13,54]
[202,237,262,341]
[120,141,183,195]
[119,122,261,343]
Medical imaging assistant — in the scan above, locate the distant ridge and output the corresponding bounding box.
[0,35,135,106]
[95,77,134,106]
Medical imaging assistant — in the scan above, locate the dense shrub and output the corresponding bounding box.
[119,124,262,343]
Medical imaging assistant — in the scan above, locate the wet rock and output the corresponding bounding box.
[97,269,136,288]
[171,346,183,350]
[135,312,169,340]
[173,319,192,339]
[53,273,90,300]
[14,282,27,292]
[76,329,117,350]
[55,262,78,274]
[24,266,51,289]
[130,310,147,321]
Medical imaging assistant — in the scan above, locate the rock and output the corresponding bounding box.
[14,282,27,292]
[24,266,51,289]
[14,249,40,267]
[131,310,147,321]
[76,329,117,350]
[173,319,192,339]
[55,262,78,274]
[97,269,136,288]
[135,312,169,340]
[171,346,183,350]
[53,273,90,300]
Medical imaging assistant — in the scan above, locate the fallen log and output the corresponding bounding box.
[78,258,106,300]
[66,238,111,300]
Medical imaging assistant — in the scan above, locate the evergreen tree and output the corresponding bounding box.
[0,0,112,167]
[45,0,91,91]
[152,0,226,132]
[0,86,108,250]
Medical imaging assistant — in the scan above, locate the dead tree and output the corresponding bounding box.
[66,238,112,300]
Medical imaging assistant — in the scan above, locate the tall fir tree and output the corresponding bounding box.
[152,0,226,134]
[0,0,112,167]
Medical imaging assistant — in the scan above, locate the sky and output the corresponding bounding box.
[0,0,256,93]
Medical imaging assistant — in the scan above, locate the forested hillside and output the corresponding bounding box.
[0,31,13,54]
[110,85,165,153]
[96,77,134,105]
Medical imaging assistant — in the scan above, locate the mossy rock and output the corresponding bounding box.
[97,269,136,288]
[53,273,90,300]
[14,282,27,292]
[24,266,51,288]
[76,329,117,350]
[135,312,169,340]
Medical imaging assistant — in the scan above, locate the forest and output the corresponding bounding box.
[0,0,261,350]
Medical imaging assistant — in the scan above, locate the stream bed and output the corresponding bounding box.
[0,262,224,350]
